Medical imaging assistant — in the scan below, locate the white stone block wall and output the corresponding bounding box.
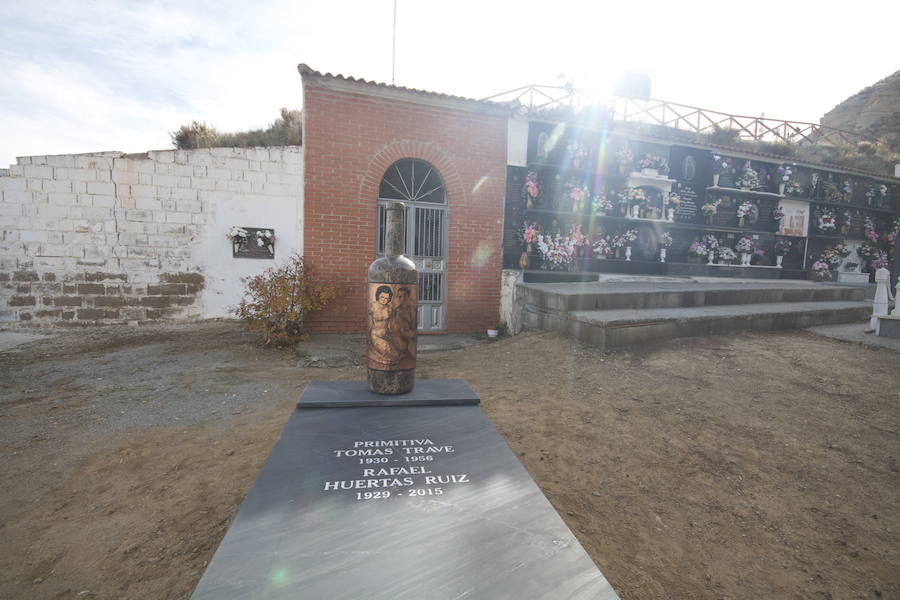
[0,146,303,324]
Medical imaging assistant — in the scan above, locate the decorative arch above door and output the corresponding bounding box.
[376,159,448,331]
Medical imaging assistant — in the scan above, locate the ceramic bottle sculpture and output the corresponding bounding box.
[366,202,417,394]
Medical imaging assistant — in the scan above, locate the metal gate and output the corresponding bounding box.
[376,201,448,330]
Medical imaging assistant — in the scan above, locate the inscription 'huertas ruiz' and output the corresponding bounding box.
[323,439,470,501]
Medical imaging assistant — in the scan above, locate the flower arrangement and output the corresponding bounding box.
[665,192,681,208]
[817,209,837,233]
[712,154,733,176]
[522,222,539,245]
[619,229,638,246]
[592,235,612,257]
[843,179,853,199]
[688,239,708,257]
[638,154,669,174]
[702,234,720,252]
[616,146,634,170]
[568,224,587,247]
[856,241,879,263]
[227,226,249,243]
[821,243,850,269]
[772,205,785,221]
[776,164,792,183]
[717,246,737,263]
[879,184,889,199]
[537,234,575,270]
[701,199,721,216]
[784,180,803,196]
[659,232,673,248]
[567,140,589,167]
[736,201,754,219]
[873,251,890,270]
[256,229,275,254]
[735,162,760,190]
[735,236,756,253]
[773,238,792,256]
[864,216,879,243]
[592,193,614,214]
[565,178,589,212]
[812,261,832,280]
[621,187,648,207]
[865,185,877,203]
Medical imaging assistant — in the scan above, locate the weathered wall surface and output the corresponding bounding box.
[0,147,302,325]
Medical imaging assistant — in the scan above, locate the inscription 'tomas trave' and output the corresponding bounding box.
[323,438,469,498]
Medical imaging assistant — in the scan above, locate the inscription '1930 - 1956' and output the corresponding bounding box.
[323,438,470,501]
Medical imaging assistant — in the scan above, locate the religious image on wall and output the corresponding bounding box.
[778,199,810,237]
[367,283,417,371]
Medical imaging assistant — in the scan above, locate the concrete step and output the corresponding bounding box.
[519,281,866,313]
[523,300,871,350]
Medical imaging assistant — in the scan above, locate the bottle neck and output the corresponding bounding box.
[384,203,405,256]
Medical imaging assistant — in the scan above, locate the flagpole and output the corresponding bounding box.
[391,0,397,85]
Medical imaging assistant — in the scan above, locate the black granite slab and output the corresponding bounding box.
[297,379,480,407]
[192,381,618,599]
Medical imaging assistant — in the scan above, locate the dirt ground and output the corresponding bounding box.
[0,322,898,600]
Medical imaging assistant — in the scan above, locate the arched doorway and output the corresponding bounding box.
[376,158,448,331]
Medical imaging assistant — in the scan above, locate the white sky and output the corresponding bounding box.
[1,0,898,168]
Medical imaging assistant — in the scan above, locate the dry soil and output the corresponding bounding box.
[0,322,898,599]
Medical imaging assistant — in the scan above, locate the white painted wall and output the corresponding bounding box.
[194,146,303,317]
[507,118,529,167]
[0,146,303,324]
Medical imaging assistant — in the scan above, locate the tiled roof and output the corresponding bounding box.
[297,64,513,111]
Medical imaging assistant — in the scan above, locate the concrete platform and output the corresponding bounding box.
[518,277,871,350]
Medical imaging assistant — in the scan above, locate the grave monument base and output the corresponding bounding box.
[191,379,618,599]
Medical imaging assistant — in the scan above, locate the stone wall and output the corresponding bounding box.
[0,146,303,325]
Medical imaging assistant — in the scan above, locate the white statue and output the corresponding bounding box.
[871,268,890,329]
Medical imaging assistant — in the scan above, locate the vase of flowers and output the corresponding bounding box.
[565,178,589,214]
[227,226,249,251]
[620,229,638,261]
[638,154,669,176]
[659,232,672,263]
[717,246,737,265]
[255,229,275,255]
[592,193,614,216]
[665,192,680,222]
[736,201,754,227]
[537,234,575,271]
[773,238,792,268]
[735,236,755,266]
[812,261,832,281]
[688,239,708,264]
[569,224,587,257]
[524,171,540,209]
[735,162,760,191]
[520,222,539,269]
[567,140,589,169]
[701,200,720,224]
[712,154,732,187]
[592,235,612,260]
[703,234,720,265]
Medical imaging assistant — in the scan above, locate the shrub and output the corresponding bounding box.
[171,108,302,149]
[232,254,341,346]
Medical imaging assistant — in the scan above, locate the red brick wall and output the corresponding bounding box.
[302,79,508,333]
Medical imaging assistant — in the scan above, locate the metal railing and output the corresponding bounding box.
[610,96,873,148]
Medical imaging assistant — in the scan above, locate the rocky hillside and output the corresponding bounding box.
[821,70,900,152]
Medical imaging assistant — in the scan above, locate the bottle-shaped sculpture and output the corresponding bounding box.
[367,202,417,394]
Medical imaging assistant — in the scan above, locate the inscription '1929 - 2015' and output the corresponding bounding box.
[323,438,470,501]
